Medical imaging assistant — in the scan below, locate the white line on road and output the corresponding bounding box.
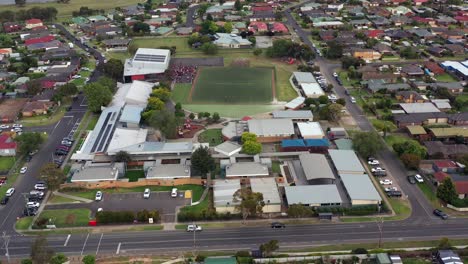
[96,233,104,255]
[63,234,71,247]
[116,242,121,255]
[81,233,90,256]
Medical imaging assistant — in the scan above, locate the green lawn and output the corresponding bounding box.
[0,173,20,200]
[48,194,80,204]
[172,83,192,105]
[37,209,91,228]
[125,170,145,182]
[0,157,15,172]
[435,73,457,82]
[418,182,441,208]
[179,190,209,214]
[86,114,99,130]
[133,36,193,53]
[342,198,411,222]
[338,71,360,88]
[0,0,146,19]
[272,161,281,174]
[198,129,223,146]
[182,104,281,118]
[15,217,33,230]
[21,105,66,127]
[384,134,411,150]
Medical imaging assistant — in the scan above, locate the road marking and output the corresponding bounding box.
[63,234,71,247]
[81,233,90,256]
[116,243,121,254]
[96,233,103,255]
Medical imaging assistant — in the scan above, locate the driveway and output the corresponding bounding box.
[45,192,190,223]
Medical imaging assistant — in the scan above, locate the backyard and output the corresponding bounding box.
[198,129,223,146]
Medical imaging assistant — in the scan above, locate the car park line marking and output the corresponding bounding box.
[81,233,89,256]
[63,234,71,247]
[96,233,103,255]
[116,243,121,254]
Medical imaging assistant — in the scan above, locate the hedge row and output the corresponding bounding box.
[96,210,160,224]
[450,198,468,208]
[315,205,380,216]
[178,210,241,222]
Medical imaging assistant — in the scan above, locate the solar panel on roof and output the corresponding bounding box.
[134,54,166,63]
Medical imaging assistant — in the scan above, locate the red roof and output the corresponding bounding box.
[0,135,17,150]
[25,35,55,45]
[26,18,42,24]
[31,25,48,31]
[366,29,384,38]
[414,0,428,2]
[241,116,252,121]
[455,181,468,195]
[455,16,468,22]
[424,62,445,75]
[249,21,268,32]
[252,6,273,12]
[434,160,458,168]
[434,171,449,182]
[412,16,433,23]
[272,22,288,33]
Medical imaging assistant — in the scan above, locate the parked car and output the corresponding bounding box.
[5,188,15,197]
[386,191,402,197]
[171,188,178,197]
[385,187,398,192]
[26,155,32,162]
[29,150,38,156]
[186,224,202,232]
[61,140,72,146]
[20,167,28,174]
[380,179,393,185]
[34,183,46,191]
[414,174,424,183]
[407,175,416,184]
[0,125,10,129]
[95,191,103,201]
[143,188,150,199]
[271,222,286,228]
[0,197,9,205]
[23,208,38,216]
[350,96,356,103]
[26,202,40,208]
[12,124,22,128]
[373,170,387,177]
[57,145,70,151]
[371,167,385,173]
[433,209,448,220]
[368,159,380,165]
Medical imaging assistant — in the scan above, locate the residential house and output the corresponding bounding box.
[0,135,17,157]
[432,99,452,111]
[390,15,411,27]
[21,101,54,117]
[413,0,428,5]
[248,21,268,33]
[444,44,465,56]
[411,16,436,27]
[352,49,381,61]
[374,43,394,56]
[432,160,461,173]
[424,62,445,75]
[270,22,288,34]
[361,72,398,83]
[448,112,468,126]
[424,141,468,158]
[25,19,43,29]
[3,22,22,33]
[365,29,385,39]
[395,91,425,103]
[102,39,130,52]
[401,65,424,77]
[434,173,468,199]
[250,5,275,22]
[213,33,252,48]
[406,125,430,142]
[393,112,449,128]
[319,30,336,41]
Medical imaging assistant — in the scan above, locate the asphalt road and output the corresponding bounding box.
[185,5,199,28]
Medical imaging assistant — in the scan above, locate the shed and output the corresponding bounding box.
[328,149,365,174]
[225,162,269,177]
[376,253,391,264]
[292,71,316,84]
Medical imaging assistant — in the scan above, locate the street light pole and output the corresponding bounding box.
[2,231,10,264]
[192,222,197,260]
[376,217,384,248]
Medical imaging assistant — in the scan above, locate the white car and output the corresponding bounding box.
[5,188,15,197]
[368,159,380,165]
[371,167,385,173]
[380,179,393,185]
[333,72,338,77]
[20,167,28,174]
[95,191,103,201]
[186,224,202,232]
[385,187,398,192]
[171,188,178,198]
[11,127,22,133]
[12,124,22,128]
[350,96,356,103]
[72,75,81,79]
[143,188,150,199]
[0,125,10,129]
[34,184,46,190]
[26,202,40,208]
[414,174,424,183]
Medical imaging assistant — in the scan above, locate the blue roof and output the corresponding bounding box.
[119,105,143,124]
[304,139,330,147]
[282,139,306,148]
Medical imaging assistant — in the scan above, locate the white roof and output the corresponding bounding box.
[441,61,468,77]
[284,185,342,205]
[225,162,269,177]
[400,103,441,113]
[107,128,147,154]
[146,164,190,179]
[248,119,294,137]
[301,83,324,97]
[272,110,313,119]
[285,96,305,109]
[124,48,170,76]
[297,122,324,138]
[432,99,451,109]
[113,81,154,107]
[213,179,241,207]
[293,72,316,84]
[214,141,242,157]
[250,177,281,205]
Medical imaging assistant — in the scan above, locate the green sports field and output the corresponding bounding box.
[190,67,274,104]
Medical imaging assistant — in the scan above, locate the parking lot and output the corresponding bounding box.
[45,191,191,222]
[367,157,404,198]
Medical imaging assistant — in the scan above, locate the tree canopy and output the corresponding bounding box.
[39,163,66,191]
[266,39,314,60]
[191,146,215,176]
[147,109,181,139]
[234,188,264,222]
[132,22,150,33]
[15,132,43,155]
[352,131,383,158]
[101,58,124,80]
[115,151,131,163]
[437,177,458,204]
[83,79,114,113]
[393,139,426,159]
[242,140,262,155]
[31,236,54,264]
[259,240,279,257]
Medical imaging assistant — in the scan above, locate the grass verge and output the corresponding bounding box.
[48,193,81,204]
[21,105,66,127]
[0,173,20,200]
[198,129,223,146]
[15,217,33,230]
[36,208,91,228]
[125,170,145,182]
[341,198,411,223]
[0,156,15,171]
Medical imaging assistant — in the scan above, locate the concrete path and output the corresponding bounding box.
[53,191,93,203]
[162,258,184,264]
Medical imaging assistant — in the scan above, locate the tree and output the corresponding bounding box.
[242,141,262,155]
[31,236,54,264]
[151,88,171,102]
[400,153,421,170]
[191,146,215,176]
[0,34,14,47]
[189,113,195,120]
[50,253,68,264]
[21,259,33,264]
[287,204,314,218]
[26,80,42,96]
[234,0,242,10]
[233,188,264,222]
[15,132,43,155]
[115,151,131,163]
[147,97,165,111]
[82,255,96,264]
[83,82,113,112]
[438,237,452,250]
[259,240,279,257]
[325,41,343,59]
[201,43,218,55]
[40,163,66,191]
[336,98,346,106]
[132,22,150,33]
[57,83,78,98]
[393,140,426,159]
[224,22,233,33]
[318,95,328,104]
[253,48,262,56]
[241,132,257,143]
[212,112,220,122]
[437,177,458,204]
[326,103,343,122]
[147,109,181,139]
[128,43,138,55]
[102,58,124,80]
[15,0,26,6]
[352,131,383,158]
[206,13,214,21]
[373,120,396,138]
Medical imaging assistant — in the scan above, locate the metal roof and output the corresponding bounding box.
[213,179,241,207]
[248,119,294,137]
[297,122,324,138]
[301,83,324,97]
[146,164,190,179]
[299,154,335,181]
[214,141,242,156]
[293,71,317,84]
[406,125,426,135]
[124,48,170,76]
[285,96,305,109]
[71,163,122,182]
[334,138,353,150]
[225,162,269,177]
[328,149,365,174]
[284,185,342,205]
[400,103,441,114]
[340,174,382,202]
[107,128,147,154]
[272,110,313,119]
[119,105,144,124]
[250,177,281,205]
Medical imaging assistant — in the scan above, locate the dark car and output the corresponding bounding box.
[26,155,32,162]
[433,209,448,220]
[386,190,402,197]
[407,175,417,184]
[55,150,68,156]
[23,208,38,216]
[271,222,286,228]
[0,196,9,205]
[66,106,72,111]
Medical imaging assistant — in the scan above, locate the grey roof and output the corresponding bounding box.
[340,174,382,202]
[213,179,241,207]
[71,163,122,182]
[299,154,335,181]
[293,72,317,84]
[284,185,342,205]
[108,141,193,155]
[146,164,190,179]
[102,38,130,46]
[438,250,462,264]
[248,119,294,137]
[328,149,365,174]
[334,138,353,150]
[225,162,269,177]
[272,110,313,120]
[119,105,143,124]
[214,141,241,156]
[250,177,281,205]
[400,103,441,114]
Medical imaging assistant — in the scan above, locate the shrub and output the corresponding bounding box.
[352,248,368,254]
[236,251,251,257]
[96,211,135,224]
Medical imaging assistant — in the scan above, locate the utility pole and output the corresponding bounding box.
[376,217,384,248]
[192,222,197,261]
[2,231,11,263]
